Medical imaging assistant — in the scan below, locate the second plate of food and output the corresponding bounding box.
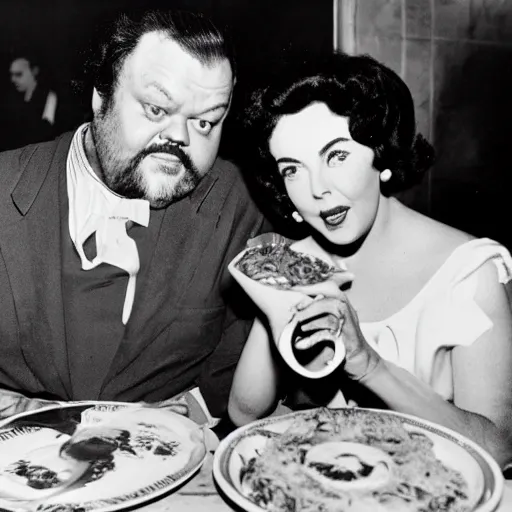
[213,407,503,512]
[0,402,207,512]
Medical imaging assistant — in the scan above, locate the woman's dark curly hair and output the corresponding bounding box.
[242,52,435,224]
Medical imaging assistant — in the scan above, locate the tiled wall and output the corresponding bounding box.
[341,0,512,247]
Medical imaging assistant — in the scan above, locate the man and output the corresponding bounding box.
[0,10,267,425]
[5,54,59,149]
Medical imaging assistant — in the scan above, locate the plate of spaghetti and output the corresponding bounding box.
[213,407,503,512]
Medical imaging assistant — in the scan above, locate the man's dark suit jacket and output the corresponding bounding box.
[0,131,267,417]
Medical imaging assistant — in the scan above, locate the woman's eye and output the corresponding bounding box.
[193,119,213,135]
[327,149,349,166]
[280,166,298,179]
[145,104,166,121]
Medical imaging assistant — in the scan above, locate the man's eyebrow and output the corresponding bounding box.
[198,102,230,117]
[145,82,229,115]
[146,81,174,102]
[319,137,350,157]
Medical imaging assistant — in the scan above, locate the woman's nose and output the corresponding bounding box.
[159,118,190,147]
[310,170,331,198]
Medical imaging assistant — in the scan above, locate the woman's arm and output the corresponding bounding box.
[360,360,512,469]
[228,318,282,426]
[359,261,512,468]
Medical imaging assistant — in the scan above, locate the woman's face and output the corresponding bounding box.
[268,102,382,246]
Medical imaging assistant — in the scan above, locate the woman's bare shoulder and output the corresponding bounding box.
[395,201,475,258]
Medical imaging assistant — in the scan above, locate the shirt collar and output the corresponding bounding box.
[67,123,150,231]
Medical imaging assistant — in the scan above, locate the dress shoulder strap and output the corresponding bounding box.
[445,238,512,286]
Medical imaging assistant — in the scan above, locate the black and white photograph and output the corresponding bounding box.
[0,1,510,511]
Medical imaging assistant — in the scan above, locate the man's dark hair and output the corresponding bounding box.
[85,9,235,107]
[242,52,435,225]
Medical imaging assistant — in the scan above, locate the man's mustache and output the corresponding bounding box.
[138,144,194,171]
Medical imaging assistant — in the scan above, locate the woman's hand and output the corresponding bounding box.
[257,271,355,346]
[290,289,381,381]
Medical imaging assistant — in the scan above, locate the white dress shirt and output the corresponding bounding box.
[66,124,150,324]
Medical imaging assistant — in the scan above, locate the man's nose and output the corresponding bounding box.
[159,118,190,147]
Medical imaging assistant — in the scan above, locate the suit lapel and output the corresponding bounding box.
[0,135,73,398]
[102,172,224,384]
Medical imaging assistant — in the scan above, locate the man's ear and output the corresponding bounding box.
[92,87,103,115]
[32,66,40,78]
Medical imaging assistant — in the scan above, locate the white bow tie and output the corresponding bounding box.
[75,202,150,324]
[67,124,150,324]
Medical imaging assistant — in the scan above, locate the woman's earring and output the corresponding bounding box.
[380,169,392,183]
[291,211,304,223]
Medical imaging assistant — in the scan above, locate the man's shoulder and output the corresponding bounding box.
[0,132,73,187]
[0,144,44,190]
[194,157,268,233]
[211,156,242,180]
[210,157,253,197]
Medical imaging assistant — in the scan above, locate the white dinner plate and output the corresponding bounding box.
[0,401,207,512]
[213,407,504,512]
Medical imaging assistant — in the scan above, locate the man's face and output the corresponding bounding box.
[10,58,38,93]
[91,31,233,208]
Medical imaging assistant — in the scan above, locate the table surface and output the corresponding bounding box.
[140,452,512,512]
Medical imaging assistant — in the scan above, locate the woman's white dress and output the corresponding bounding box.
[326,238,512,408]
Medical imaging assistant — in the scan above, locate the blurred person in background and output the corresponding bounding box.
[6,52,58,148]
[3,51,82,150]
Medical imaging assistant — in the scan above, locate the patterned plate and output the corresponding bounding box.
[0,402,207,512]
[213,407,504,512]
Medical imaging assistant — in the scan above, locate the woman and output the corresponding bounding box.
[228,53,512,468]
